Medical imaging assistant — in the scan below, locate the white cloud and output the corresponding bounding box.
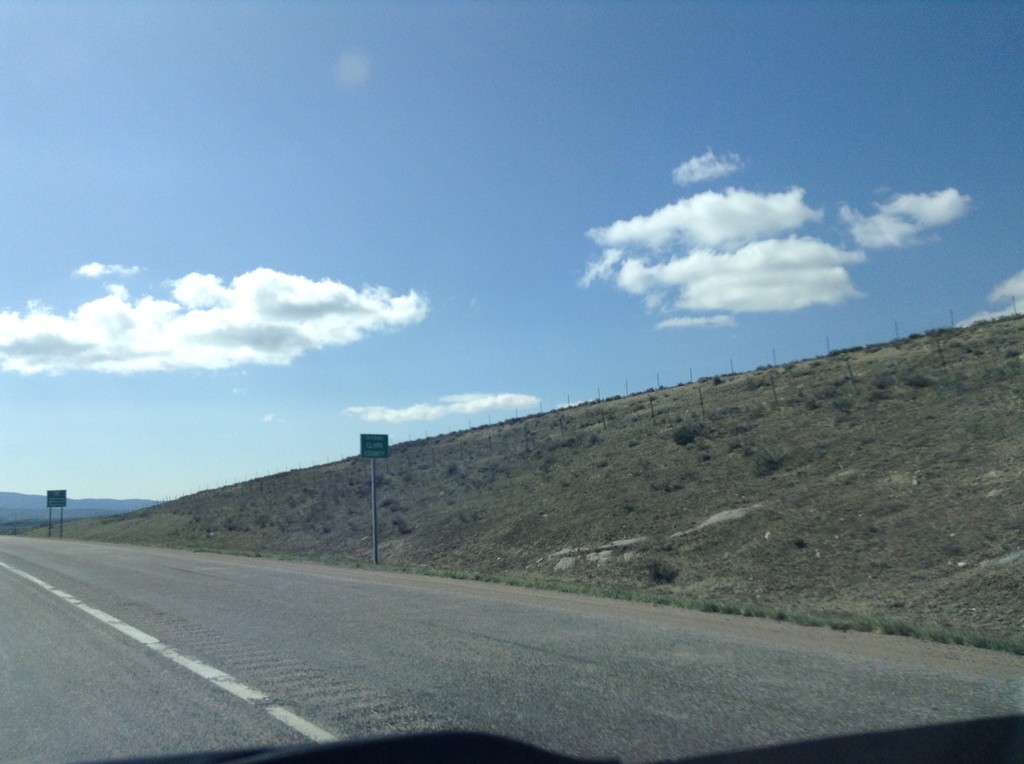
[614,237,864,313]
[587,187,822,251]
[334,52,371,90]
[582,170,970,328]
[579,248,624,288]
[75,262,141,278]
[0,267,428,374]
[656,315,736,330]
[962,268,1024,325]
[582,181,861,321]
[840,188,970,248]
[672,149,743,186]
[345,393,540,424]
[989,268,1024,305]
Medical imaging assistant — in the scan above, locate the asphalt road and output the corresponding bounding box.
[1,537,1021,763]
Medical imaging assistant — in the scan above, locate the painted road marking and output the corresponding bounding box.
[0,560,338,744]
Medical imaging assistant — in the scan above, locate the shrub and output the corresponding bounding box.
[905,373,934,388]
[873,372,896,389]
[648,560,679,584]
[752,441,787,476]
[672,421,705,446]
[832,397,854,414]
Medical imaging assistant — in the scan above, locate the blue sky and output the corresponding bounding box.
[1,2,1021,500]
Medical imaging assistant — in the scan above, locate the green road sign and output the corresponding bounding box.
[47,490,67,508]
[360,434,389,458]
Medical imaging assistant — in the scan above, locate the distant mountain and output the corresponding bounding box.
[0,492,156,525]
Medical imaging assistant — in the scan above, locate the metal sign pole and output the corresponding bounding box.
[370,457,379,565]
[360,434,388,565]
[46,490,66,539]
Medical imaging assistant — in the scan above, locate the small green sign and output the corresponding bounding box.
[47,490,67,508]
[360,434,389,458]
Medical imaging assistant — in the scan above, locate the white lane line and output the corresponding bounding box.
[266,706,340,744]
[0,560,338,743]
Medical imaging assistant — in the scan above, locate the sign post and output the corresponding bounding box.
[360,435,389,564]
[47,490,67,538]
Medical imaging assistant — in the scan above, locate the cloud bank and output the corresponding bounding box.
[345,393,540,424]
[582,156,969,328]
[0,267,428,374]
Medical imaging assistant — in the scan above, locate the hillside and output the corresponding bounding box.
[51,316,1024,645]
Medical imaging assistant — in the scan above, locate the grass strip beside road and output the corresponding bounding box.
[406,565,1024,657]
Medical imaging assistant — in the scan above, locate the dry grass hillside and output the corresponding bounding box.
[51,316,1024,648]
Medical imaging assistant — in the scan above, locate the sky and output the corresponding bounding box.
[1,1,1022,500]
